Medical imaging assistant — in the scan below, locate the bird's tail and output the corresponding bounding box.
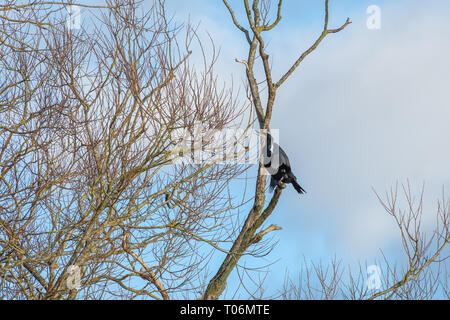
[292,180,306,194]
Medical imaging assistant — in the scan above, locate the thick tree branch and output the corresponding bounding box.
[202,185,283,300]
[223,0,251,44]
[249,224,282,246]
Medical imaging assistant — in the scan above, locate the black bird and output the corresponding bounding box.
[262,132,305,194]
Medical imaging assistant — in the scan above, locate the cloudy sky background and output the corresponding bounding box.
[156,0,450,297]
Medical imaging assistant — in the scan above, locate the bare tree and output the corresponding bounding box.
[201,0,448,301]
[0,0,248,299]
[1,0,447,301]
[202,0,351,300]
[279,183,449,300]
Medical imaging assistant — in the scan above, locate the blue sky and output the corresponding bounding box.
[3,0,448,300]
[156,0,450,298]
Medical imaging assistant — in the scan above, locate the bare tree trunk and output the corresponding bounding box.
[202,0,351,300]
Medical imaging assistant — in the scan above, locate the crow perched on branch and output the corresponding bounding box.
[262,132,305,194]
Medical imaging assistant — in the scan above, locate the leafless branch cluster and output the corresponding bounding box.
[1,0,447,301]
[279,183,449,300]
[0,0,248,299]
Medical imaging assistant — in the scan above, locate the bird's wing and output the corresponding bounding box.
[274,143,291,169]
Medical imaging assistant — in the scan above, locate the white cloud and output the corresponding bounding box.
[270,2,450,257]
